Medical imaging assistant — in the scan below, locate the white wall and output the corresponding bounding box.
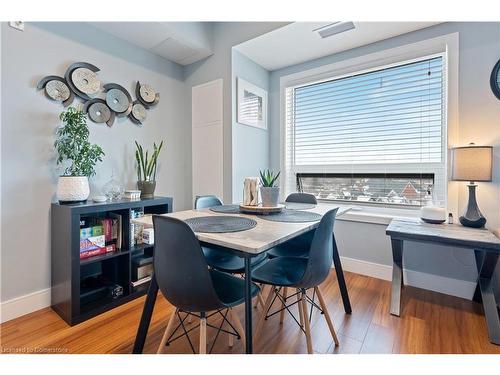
[0,22,191,306]
[184,22,289,204]
[231,49,271,202]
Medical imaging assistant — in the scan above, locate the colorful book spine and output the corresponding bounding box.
[80,244,116,260]
[80,235,105,252]
[101,218,113,242]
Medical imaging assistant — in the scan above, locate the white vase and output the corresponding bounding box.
[56,176,90,203]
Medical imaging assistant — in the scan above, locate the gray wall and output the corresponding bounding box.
[184,22,289,204]
[0,22,191,302]
[231,49,270,202]
[267,22,500,287]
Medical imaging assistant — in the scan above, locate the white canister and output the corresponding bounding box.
[56,176,90,203]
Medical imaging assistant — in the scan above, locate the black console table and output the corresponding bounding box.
[51,196,172,325]
[386,218,500,345]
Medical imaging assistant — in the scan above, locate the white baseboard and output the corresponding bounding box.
[0,288,51,323]
[337,256,477,300]
[0,257,477,323]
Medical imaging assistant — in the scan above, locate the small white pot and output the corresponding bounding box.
[56,176,90,203]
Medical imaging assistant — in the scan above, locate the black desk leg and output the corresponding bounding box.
[133,274,159,353]
[474,250,500,345]
[390,238,404,316]
[332,234,352,314]
[244,257,253,354]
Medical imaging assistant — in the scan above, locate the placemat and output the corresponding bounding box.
[185,215,257,233]
[284,202,317,210]
[259,210,322,223]
[209,204,241,214]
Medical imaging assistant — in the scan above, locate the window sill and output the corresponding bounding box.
[333,203,421,225]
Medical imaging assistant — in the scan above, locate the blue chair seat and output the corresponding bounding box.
[210,269,260,307]
[251,257,308,287]
[202,246,267,273]
[267,231,314,259]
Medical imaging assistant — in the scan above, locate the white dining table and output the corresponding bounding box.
[132,203,352,354]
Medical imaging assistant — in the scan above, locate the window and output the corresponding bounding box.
[284,55,446,207]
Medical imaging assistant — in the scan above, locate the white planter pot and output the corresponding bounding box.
[56,176,90,203]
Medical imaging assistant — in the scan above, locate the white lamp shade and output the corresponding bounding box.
[452,146,493,182]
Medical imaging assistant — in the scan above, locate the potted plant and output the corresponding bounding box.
[54,107,105,203]
[135,140,164,199]
[259,169,280,207]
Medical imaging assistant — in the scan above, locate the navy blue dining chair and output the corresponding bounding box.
[251,208,340,354]
[153,215,260,354]
[194,195,267,274]
[267,193,318,259]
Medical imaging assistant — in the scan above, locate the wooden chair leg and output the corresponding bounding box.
[297,290,304,327]
[300,291,313,354]
[199,314,207,354]
[255,284,266,309]
[228,307,246,348]
[280,287,288,324]
[254,286,276,340]
[157,308,179,354]
[315,286,339,346]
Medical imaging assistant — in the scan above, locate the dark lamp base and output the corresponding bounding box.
[460,183,487,228]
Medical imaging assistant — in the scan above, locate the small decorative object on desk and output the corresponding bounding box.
[420,184,446,224]
[102,170,124,200]
[93,195,107,203]
[448,213,454,224]
[243,177,259,206]
[135,140,164,199]
[259,169,280,207]
[124,190,141,200]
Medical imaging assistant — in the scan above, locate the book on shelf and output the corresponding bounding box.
[130,208,144,248]
[80,235,105,252]
[108,213,122,249]
[80,244,116,260]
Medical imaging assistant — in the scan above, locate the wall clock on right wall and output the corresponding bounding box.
[491,58,500,100]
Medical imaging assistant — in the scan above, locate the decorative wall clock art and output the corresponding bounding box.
[103,83,133,117]
[129,101,147,125]
[36,75,74,107]
[37,61,160,127]
[64,62,101,101]
[136,81,160,108]
[83,98,115,127]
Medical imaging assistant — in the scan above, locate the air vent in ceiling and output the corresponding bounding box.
[314,22,355,38]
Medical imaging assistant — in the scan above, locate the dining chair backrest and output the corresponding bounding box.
[153,215,224,312]
[285,193,317,205]
[297,208,338,289]
[194,195,223,209]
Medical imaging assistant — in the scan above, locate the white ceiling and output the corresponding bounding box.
[90,22,214,65]
[234,22,441,71]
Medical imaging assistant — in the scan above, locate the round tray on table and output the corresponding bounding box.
[239,203,285,215]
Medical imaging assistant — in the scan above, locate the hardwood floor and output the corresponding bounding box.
[1,271,499,354]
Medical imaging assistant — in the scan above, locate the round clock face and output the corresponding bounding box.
[71,68,101,95]
[491,59,500,100]
[45,80,71,101]
[132,103,147,122]
[106,88,131,113]
[139,84,156,103]
[88,102,111,123]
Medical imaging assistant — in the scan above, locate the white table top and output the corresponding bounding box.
[132,204,351,255]
[386,217,500,251]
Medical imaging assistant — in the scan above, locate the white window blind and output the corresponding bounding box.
[284,55,446,205]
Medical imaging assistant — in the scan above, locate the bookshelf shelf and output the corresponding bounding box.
[80,249,129,266]
[51,196,172,326]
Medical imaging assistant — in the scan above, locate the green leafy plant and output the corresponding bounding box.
[54,107,105,177]
[135,140,164,181]
[259,169,280,187]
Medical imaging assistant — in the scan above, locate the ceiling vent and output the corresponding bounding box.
[314,22,355,38]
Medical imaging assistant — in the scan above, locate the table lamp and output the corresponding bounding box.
[452,144,493,228]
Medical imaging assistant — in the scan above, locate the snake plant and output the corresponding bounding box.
[135,140,164,181]
[259,169,280,188]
